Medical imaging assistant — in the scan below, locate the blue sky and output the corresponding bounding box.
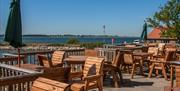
[0,0,167,36]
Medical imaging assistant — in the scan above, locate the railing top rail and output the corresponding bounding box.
[20,50,54,55]
[0,63,41,74]
[6,49,85,55]
[0,56,24,61]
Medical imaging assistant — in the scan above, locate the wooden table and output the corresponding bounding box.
[64,56,87,64]
[64,56,87,72]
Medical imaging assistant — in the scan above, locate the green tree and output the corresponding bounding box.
[147,0,180,41]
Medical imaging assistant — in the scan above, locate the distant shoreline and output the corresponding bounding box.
[0,34,139,38]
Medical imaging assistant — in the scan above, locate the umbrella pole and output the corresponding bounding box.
[18,48,21,67]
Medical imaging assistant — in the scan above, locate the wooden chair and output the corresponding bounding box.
[32,77,70,91]
[70,57,104,91]
[164,66,180,91]
[144,47,159,66]
[103,50,123,87]
[123,50,143,79]
[37,51,65,67]
[158,43,166,56]
[148,49,176,80]
[37,54,53,67]
[42,67,71,82]
[32,67,71,91]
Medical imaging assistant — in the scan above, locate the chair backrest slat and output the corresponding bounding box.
[123,50,134,65]
[83,57,104,77]
[112,50,123,67]
[164,49,176,62]
[51,51,65,64]
[148,47,159,56]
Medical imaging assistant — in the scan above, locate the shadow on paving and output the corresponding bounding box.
[103,78,153,88]
[121,79,153,87]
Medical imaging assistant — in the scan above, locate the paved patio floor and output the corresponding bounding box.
[99,74,171,91]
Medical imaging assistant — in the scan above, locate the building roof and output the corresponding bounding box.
[147,28,162,39]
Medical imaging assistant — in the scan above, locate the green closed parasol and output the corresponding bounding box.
[140,22,147,41]
[4,0,23,67]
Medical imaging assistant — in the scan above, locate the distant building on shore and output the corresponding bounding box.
[147,27,177,43]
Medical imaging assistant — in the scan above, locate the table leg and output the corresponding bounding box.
[171,66,174,88]
[140,59,144,76]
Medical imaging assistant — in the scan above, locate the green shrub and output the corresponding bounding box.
[66,38,80,44]
[80,42,104,49]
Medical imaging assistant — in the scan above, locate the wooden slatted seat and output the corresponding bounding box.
[32,77,70,91]
[37,51,65,67]
[69,57,104,91]
[31,67,71,91]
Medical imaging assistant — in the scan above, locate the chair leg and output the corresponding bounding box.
[131,64,136,79]
[98,79,103,91]
[170,66,174,88]
[103,71,107,80]
[155,70,159,76]
[148,63,155,78]
[118,68,123,83]
[127,66,131,74]
[111,70,120,88]
[139,61,144,76]
[161,63,168,80]
[84,81,88,91]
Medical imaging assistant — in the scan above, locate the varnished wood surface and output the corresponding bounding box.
[64,56,87,64]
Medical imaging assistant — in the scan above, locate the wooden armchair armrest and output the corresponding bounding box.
[83,74,102,82]
[37,54,51,66]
